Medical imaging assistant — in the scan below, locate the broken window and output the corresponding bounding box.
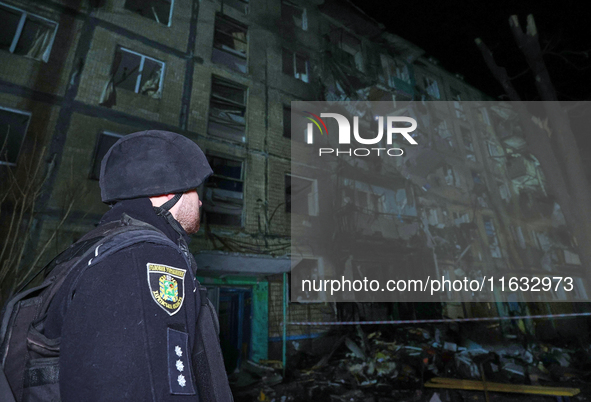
[100,47,164,106]
[451,88,467,120]
[281,1,307,30]
[435,119,454,149]
[483,218,502,258]
[342,179,416,216]
[285,174,318,216]
[282,49,309,83]
[328,27,364,71]
[89,131,122,180]
[440,164,461,188]
[208,77,247,142]
[0,3,57,62]
[422,76,440,99]
[223,0,249,14]
[487,141,503,161]
[124,0,173,26]
[212,15,247,73]
[380,54,410,87]
[0,106,30,166]
[204,154,244,226]
[461,126,475,162]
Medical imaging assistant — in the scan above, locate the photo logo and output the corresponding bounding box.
[304,111,328,143]
[303,112,418,157]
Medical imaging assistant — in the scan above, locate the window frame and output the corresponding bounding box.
[422,76,440,99]
[282,48,310,83]
[204,153,245,227]
[113,47,166,97]
[328,27,364,72]
[281,0,308,31]
[123,0,175,27]
[0,106,31,166]
[0,2,59,62]
[483,217,502,259]
[460,126,476,161]
[208,76,248,142]
[380,54,411,86]
[212,14,248,73]
[435,118,454,149]
[451,88,467,120]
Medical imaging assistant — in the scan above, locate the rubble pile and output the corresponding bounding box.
[232,325,591,401]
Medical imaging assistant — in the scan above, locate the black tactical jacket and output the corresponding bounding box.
[45,198,202,401]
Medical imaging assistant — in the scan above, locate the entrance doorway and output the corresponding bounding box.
[218,287,252,373]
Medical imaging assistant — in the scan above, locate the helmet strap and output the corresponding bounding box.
[154,193,186,236]
[160,193,183,211]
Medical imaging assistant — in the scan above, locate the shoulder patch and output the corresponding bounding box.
[147,263,186,316]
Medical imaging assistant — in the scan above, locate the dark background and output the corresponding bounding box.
[350,0,591,174]
[350,0,590,101]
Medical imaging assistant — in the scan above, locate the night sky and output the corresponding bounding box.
[349,0,591,174]
[350,0,591,101]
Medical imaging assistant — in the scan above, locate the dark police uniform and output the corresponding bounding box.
[45,198,204,401]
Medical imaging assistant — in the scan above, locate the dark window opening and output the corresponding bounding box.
[124,0,173,26]
[0,107,30,166]
[461,126,475,162]
[208,76,247,142]
[328,27,363,71]
[212,15,247,73]
[0,3,57,62]
[281,1,307,30]
[204,154,244,226]
[100,47,164,106]
[282,49,309,83]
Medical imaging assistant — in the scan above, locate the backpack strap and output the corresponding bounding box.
[0,214,185,402]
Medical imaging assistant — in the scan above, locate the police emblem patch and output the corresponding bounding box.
[147,263,186,316]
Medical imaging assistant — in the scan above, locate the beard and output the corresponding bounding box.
[176,196,201,234]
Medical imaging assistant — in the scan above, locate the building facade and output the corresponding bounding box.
[0,0,585,370]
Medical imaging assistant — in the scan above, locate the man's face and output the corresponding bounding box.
[176,190,202,234]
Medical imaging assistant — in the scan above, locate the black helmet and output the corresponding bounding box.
[100,130,212,203]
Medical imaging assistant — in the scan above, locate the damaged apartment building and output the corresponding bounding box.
[0,0,586,372]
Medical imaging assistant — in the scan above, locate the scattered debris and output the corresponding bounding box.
[233,325,591,401]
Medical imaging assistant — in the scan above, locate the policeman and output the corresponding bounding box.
[44,131,233,401]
